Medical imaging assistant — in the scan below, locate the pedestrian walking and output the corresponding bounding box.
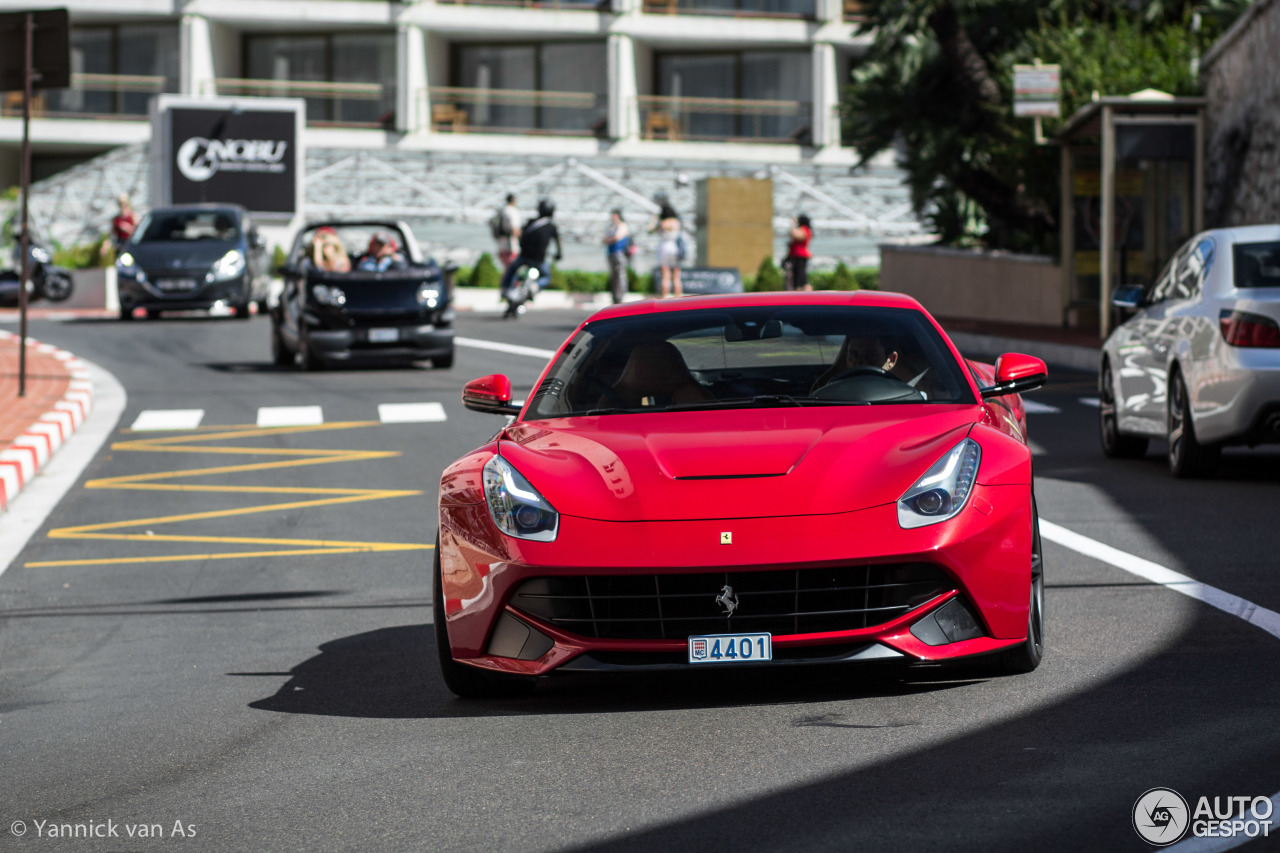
[111,194,139,250]
[651,201,683,298]
[784,213,812,291]
[490,194,522,267]
[603,209,631,304]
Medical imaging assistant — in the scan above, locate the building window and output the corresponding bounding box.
[652,51,811,142]
[443,42,607,135]
[45,25,179,117]
[244,33,396,127]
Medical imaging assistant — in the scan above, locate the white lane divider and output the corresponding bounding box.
[1080,397,1100,408]
[378,402,447,424]
[1023,400,1061,414]
[1040,519,1280,852]
[131,409,205,431]
[257,406,324,428]
[455,336,557,360]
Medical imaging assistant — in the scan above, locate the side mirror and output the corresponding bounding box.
[1112,284,1145,309]
[463,374,522,416]
[980,353,1047,399]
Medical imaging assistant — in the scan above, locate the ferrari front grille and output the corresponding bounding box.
[510,564,953,640]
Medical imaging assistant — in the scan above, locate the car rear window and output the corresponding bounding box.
[1233,241,1280,289]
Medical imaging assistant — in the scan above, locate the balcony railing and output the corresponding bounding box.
[844,0,867,21]
[642,0,814,17]
[436,0,607,8]
[638,94,810,144]
[1,73,170,120]
[427,87,607,137]
[211,78,394,129]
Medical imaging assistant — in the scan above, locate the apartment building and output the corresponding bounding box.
[0,0,871,184]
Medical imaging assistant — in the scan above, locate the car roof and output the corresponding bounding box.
[1206,223,1280,244]
[584,289,926,322]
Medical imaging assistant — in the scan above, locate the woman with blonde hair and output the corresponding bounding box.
[310,226,350,273]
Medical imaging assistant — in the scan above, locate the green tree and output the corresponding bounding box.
[471,252,501,288]
[844,0,1251,253]
[753,257,784,291]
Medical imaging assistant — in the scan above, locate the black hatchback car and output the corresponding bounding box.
[115,204,269,320]
[271,220,455,370]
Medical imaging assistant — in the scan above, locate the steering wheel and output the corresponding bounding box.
[825,365,894,384]
[582,374,626,408]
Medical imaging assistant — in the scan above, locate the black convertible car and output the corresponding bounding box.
[271,220,455,370]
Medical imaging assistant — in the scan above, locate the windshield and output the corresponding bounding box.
[525,305,975,419]
[134,210,240,244]
[1233,241,1280,289]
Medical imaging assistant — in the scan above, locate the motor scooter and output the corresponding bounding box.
[503,264,544,319]
[0,241,74,306]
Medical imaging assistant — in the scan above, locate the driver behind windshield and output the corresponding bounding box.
[811,335,900,392]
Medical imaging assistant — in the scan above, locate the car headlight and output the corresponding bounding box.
[417,286,439,308]
[897,438,981,529]
[116,251,145,282]
[212,249,246,281]
[483,454,558,542]
[312,284,347,307]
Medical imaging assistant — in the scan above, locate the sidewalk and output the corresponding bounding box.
[0,331,94,512]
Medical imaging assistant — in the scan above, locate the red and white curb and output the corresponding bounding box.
[0,331,94,513]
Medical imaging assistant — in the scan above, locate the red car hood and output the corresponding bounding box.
[501,406,981,522]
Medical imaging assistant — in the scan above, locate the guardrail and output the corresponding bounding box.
[426,87,607,136]
[1,73,170,120]
[211,78,394,129]
[637,95,810,144]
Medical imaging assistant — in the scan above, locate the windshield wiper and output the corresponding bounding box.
[665,395,868,412]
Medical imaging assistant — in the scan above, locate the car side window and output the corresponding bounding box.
[1150,242,1193,303]
[1171,239,1213,300]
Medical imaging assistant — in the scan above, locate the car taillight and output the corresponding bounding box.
[1220,309,1280,347]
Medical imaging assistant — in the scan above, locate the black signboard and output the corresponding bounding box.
[167,107,297,215]
[669,267,745,295]
[0,9,70,92]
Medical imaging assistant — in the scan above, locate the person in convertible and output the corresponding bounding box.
[357,233,408,272]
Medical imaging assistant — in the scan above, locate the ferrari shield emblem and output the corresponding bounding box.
[720,532,732,544]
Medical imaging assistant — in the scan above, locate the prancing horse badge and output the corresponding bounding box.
[720,532,732,545]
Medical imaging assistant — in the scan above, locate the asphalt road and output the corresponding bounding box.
[2,309,1280,852]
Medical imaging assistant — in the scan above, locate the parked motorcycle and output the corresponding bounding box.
[0,241,75,306]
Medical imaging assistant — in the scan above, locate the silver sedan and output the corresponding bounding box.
[1099,223,1280,477]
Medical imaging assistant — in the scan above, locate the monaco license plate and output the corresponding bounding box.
[367,327,399,343]
[157,277,197,292]
[688,632,772,664]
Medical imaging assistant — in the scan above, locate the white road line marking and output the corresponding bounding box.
[1023,401,1061,414]
[257,406,324,428]
[130,409,205,431]
[378,402,447,424]
[1080,397,1100,408]
[1040,519,1280,852]
[456,336,557,360]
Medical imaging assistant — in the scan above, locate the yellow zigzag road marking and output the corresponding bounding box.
[29,421,435,568]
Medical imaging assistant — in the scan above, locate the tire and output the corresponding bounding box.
[232,302,251,320]
[119,306,135,321]
[998,497,1044,674]
[296,334,322,372]
[40,272,73,302]
[1168,370,1219,478]
[1099,360,1148,458]
[271,321,293,367]
[433,545,535,699]
[433,349,455,369]
[145,308,162,320]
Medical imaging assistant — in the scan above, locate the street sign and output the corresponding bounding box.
[1014,64,1060,118]
[0,9,69,91]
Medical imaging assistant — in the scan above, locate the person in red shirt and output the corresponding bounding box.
[111,195,139,249]
[784,213,812,291]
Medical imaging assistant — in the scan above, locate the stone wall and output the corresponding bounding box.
[878,245,1062,326]
[1203,0,1280,227]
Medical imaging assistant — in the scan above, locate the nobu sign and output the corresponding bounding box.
[163,103,300,215]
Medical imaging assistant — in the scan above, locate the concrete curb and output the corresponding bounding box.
[0,331,94,513]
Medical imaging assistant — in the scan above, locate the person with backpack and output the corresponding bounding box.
[490,194,521,267]
[603,209,631,304]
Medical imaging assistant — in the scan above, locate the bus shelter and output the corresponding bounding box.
[1056,91,1205,338]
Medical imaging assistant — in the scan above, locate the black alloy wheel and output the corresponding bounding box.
[1099,361,1148,458]
[40,272,73,302]
[1168,370,1219,478]
[432,545,535,699]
